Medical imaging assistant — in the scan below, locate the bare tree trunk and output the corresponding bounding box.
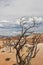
[9,45,11,53]
[32,43,37,58]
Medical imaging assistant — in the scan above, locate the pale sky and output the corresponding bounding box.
[0,0,43,36]
[0,0,43,16]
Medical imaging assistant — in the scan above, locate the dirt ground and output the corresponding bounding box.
[31,43,43,65]
[0,43,43,65]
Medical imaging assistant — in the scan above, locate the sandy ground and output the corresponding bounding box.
[0,51,16,65]
[31,43,43,65]
[0,43,43,65]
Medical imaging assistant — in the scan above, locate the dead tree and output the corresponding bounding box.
[7,38,12,53]
[13,17,41,65]
[2,37,12,52]
[2,38,9,52]
[31,34,40,58]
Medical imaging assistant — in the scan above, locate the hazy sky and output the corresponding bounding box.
[0,0,43,36]
[0,0,43,16]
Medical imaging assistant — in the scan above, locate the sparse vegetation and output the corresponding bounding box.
[0,17,41,65]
